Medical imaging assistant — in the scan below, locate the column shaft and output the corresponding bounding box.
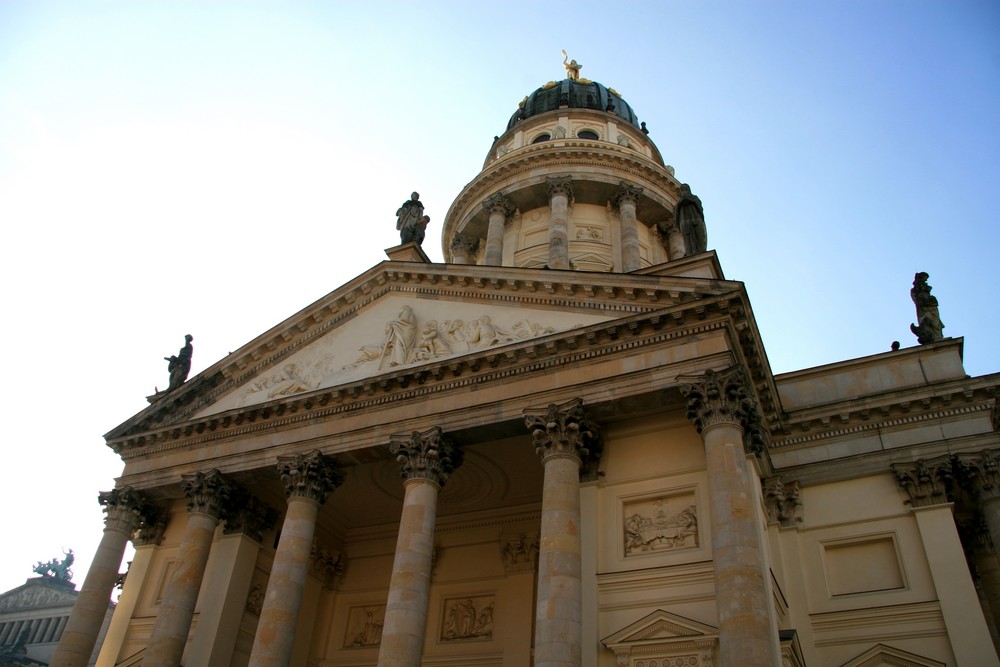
[535,454,583,667]
[983,499,1000,568]
[377,479,439,667]
[618,198,640,272]
[548,192,570,270]
[702,422,780,667]
[485,210,506,266]
[144,511,219,667]
[50,523,130,667]
[248,497,320,667]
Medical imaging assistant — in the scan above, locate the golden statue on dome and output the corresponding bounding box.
[561,50,582,81]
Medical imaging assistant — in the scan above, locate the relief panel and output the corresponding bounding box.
[623,491,699,557]
[343,605,385,648]
[439,594,495,642]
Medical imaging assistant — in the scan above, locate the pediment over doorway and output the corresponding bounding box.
[602,609,718,665]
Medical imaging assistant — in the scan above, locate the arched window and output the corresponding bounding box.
[577,130,599,140]
[532,133,551,144]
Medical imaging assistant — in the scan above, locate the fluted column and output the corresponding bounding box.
[546,177,573,270]
[680,368,780,667]
[449,233,480,265]
[377,427,462,667]
[51,488,146,667]
[248,451,340,667]
[614,182,643,272]
[524,399,602,667]
[144,470,235,667]
[483,192,513,266]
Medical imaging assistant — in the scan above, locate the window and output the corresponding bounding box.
[531,133,550,144]
[577,130,599,140]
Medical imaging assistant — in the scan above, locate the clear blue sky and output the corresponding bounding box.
[0,1,997,596]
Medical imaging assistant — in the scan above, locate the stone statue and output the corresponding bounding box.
[33,549,74,582]
[396,192,426,245]
[910,272,945,344]
[379,306,417,369]
[676,184,707,256]
[165,334,194,392]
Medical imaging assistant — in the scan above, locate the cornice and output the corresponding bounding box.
[772,382,997,448]
[109,293,748,457]
[444,144,682,244]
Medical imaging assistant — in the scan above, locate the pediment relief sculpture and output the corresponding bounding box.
[200,299,608,416]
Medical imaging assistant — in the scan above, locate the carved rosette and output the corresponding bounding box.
[98,486,147,535]
[763,477,802,527]
[612,181,643,214]
[546,176,574,204]
[222,493,279,543]
[482,192,514,218]
[524,398,602,466]
[277,450,343,505]
[680,367,756,434]
[954,449,1000,503]
[389,426,462,487]
[450,233,481,256]
[180,469,237,518]
[890,455,954,507]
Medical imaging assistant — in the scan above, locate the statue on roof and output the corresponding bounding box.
[676,184,708,256]
[33,549,74,582]
[396,192,426,246]
[909,272,945,344]
[165,334,194,392]
[561,50,581,81]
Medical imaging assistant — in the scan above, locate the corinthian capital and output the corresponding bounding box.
[389,426,462,487]
[955,449,1000,502]
[680,367,755,433]
[524,398,602,465]
[613,181,643,212]
[890,455,954,507]
[277,450,343,505]
[482,191,514,217]
[98,486,147,535]
[181,469,237,518]
[222,493,279,543]
[546,176,574,203]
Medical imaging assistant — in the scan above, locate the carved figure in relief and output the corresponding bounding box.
[624,505,698,555]
[909,271,945,344]
[245,584,264,615]
[164,334,194,392]
[349,607,384,647]
[413,320,451,360]
[267,364,314,398]
[396,192,425,245]
[379,305,417,369]
[442,597,494,640]
[676,184,707,256]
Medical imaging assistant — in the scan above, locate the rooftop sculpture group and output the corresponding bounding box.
[149,334,194,402]
[910,272,945,344]
[33,549,74,582]
[396,192,429,246]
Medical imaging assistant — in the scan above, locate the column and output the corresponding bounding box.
[680,368,780,667]
[449,233,480,265]
[189,495,278,667]
[958,450,1000,571]
[524,398,602,667]
[51,487,147,667]
[249,451,342,667]
[483,192,513,266]
[377,427,462,667]
[546,176,573,270]
[144,470,236,667]
[660,218,686,261]
[613,182,643,272]
[892,456,1000,666]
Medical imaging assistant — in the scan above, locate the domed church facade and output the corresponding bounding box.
[51,65,1000,667]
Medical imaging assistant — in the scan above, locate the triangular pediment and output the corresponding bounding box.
[107,259,746,443]
[841,643,946,667]
[602,609,717,648]
[0,579,79,612]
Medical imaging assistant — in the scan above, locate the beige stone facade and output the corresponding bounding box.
[55,75,1000,667]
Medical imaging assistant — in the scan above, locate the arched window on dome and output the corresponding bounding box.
[531,133,551,144]
[577,129,600,140]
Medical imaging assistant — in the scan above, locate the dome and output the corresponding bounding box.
[506,78,640,131]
